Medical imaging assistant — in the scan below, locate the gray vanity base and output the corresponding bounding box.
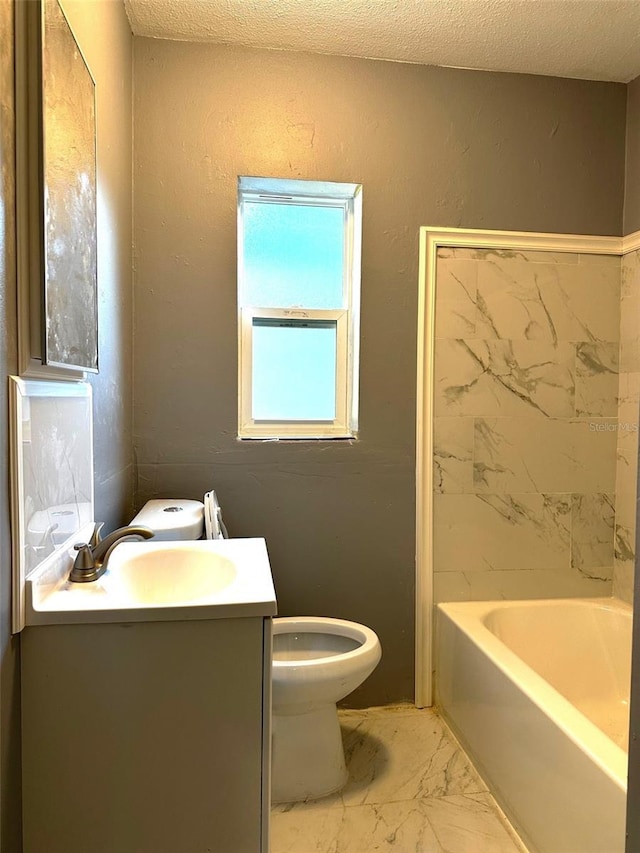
[22,616,272,853]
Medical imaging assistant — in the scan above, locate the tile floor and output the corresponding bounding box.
[271,704,528,853]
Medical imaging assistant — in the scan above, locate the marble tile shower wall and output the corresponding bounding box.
[433,247,621,602]
[613,248,640,604]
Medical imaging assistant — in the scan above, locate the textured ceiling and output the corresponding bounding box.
[124,0,640,83]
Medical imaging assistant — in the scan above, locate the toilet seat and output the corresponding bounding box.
[273,616,380,666]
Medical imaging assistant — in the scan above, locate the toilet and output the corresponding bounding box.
[271,616,381,804]
[131,500,382,805]
[130,499,205,540]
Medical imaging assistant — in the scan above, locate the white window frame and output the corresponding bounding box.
[237,177,361,440]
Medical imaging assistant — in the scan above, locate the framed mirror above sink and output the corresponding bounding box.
[15,0,98,378]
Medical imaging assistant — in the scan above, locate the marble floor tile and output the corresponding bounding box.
[271,798,443,853]
[422,793,526,853]
[271,793,525,853]
[270,707,527,853]
[275,707,487,813]
[336,708,487,807]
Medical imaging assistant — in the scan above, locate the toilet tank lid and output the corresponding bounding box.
[131,499,204,534]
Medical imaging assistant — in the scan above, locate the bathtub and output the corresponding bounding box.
[436,597,631,853]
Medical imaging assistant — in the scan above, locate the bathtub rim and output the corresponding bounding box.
[436,596,630,791]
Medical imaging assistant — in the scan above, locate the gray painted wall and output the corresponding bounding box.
[0,4,23,848]
[625,76,640,236]
[133,39,626,706]
[624,74,640,853]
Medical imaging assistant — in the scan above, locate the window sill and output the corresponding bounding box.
[237,434,357,443]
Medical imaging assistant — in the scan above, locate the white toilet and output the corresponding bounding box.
[131,500,382,804]
[130,499,205,540]
[271,616,382,804]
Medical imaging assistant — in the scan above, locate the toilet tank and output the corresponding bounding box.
[130,499,204,541]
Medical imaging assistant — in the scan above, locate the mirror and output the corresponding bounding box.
[15,0,99,376]
[41,0,98,372]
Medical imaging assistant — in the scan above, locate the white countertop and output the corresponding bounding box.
[26,536,277,626]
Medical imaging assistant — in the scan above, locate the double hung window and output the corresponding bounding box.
[238,177,361,439]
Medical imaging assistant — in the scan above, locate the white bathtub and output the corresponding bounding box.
[436,597,631,853]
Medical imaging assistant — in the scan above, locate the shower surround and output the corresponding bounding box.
[614,247,640,604]
[433,247,622,602]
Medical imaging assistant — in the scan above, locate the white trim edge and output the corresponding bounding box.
[623,229,640,255]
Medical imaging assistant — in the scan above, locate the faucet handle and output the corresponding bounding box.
[89,522,105,547]
[72,543,94,571]
[69,543,100,583]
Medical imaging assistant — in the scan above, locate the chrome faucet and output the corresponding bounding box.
[69,523,155,583]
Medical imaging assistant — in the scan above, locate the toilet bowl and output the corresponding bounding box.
[271,616,382,804]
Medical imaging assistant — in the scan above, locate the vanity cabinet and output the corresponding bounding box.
[22,615,272,853]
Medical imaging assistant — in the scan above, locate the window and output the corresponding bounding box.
[238,177,362,439]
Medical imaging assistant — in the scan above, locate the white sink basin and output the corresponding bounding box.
[108,544,238,605]
[25,538,277,626]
